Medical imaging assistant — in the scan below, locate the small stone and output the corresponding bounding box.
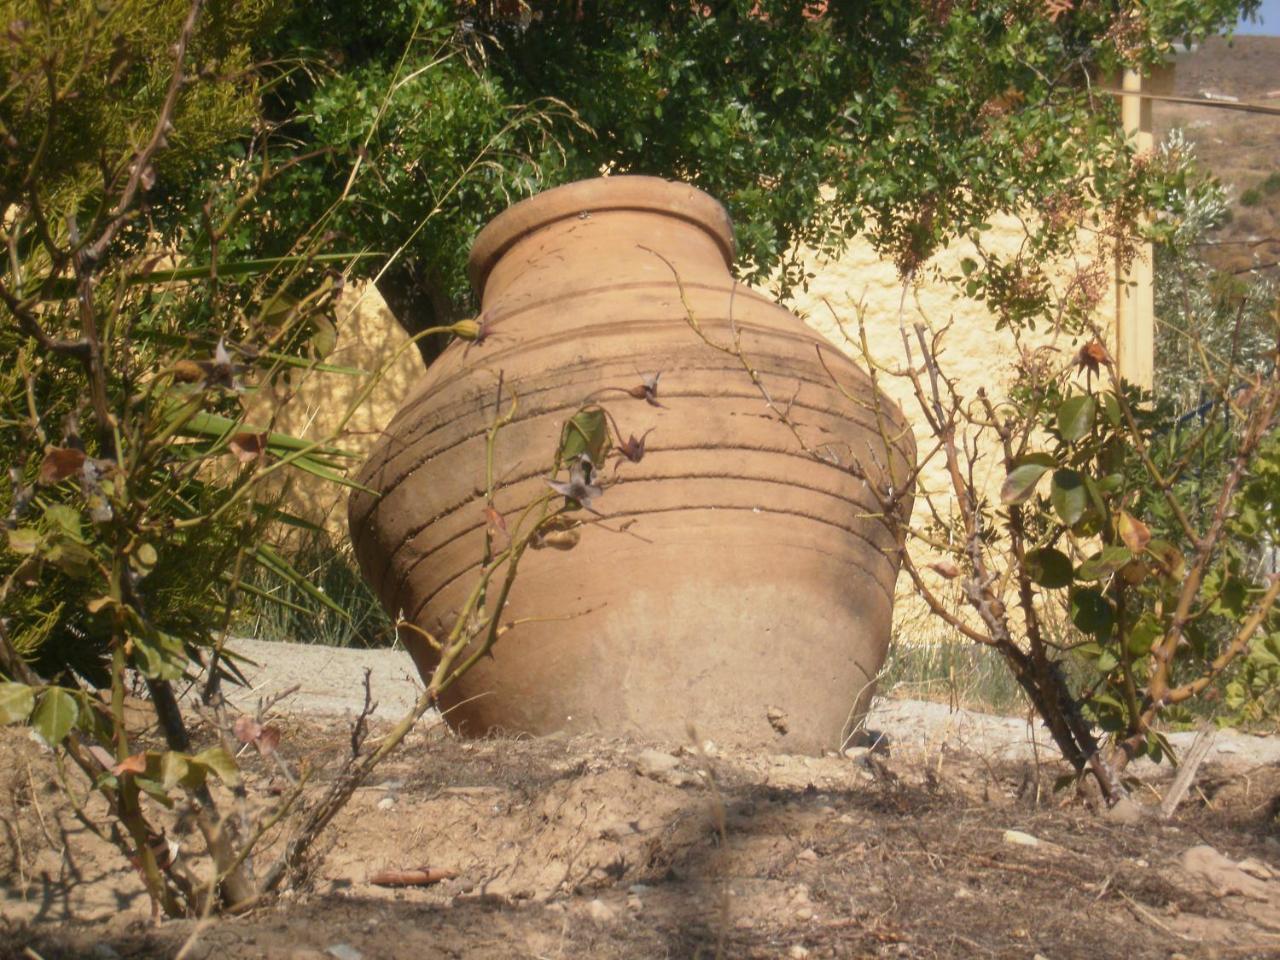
[636,748,695,786]
[627,895,644,913]
[1181,845,1272,900]
[1104,797,1144,825]
[587,898,616,925]
[90,948,122,960]
[376,796,396,810]
[953,886,972,899]
[795,906,814,921]
[1238,857,1276,881]
[767,706,790,735]
[796,848,819,863]
[1002,830,1040,847]
[629,883,651,895]
[636,749,680,778]
[788,946,811,959]
[325,945,363,960]
[844,747,871,764]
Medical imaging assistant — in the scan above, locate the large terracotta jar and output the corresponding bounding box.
[349,176,915,754]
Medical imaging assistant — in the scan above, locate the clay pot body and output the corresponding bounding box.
[349,176,914,753]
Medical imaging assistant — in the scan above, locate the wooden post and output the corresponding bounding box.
[1115,68,1155,390]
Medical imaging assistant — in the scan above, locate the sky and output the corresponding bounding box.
[1238,0,1280,35]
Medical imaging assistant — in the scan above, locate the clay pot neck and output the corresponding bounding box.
[468,177,737,310]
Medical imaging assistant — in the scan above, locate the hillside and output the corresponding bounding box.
[1156,35,1280,273]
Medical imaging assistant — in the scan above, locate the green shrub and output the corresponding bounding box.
[244,531,393,648]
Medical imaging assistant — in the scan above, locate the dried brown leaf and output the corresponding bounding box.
[256,724,281,755]
[1118,510,1151,554]
[369,867,457,887]
[112,752,147,776]
[39,446,86,485]
[928,560,960,579]
[228,432,267,464]
[171,360,205,383]
[1076,340,1111,375]
[233,715,262,744]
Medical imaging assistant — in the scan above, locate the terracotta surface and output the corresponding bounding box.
[349,176,915,753]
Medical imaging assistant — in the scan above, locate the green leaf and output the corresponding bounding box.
[1070,587,1114,639]
[193,746,240,787]
[178,410,357,461]
[310,315,338,358]
[134,777,175,807]
[160,751,194,791]
[1150,730,1173,765]
[1076,546,1133,582]
[1000,462,1051,504]
[132,630,187,681]
[45,541,97,579]
[1026,547,1073,588]
[31,688,79,747]
[558,406,610,467]
[288,454,377,493]
[0,683,36,724]
[130,543,158,577]
[1127,615,1162,658]
[1050,469,1088,526]
[1057,394,1096,443]
[1100,392,1122,428]
[7,528,42,555]
[44,504,84,541]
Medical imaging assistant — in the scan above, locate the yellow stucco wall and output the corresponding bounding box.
[244,284,424,536]
[789,217,1118,643]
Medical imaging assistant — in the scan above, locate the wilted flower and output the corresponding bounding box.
[616,429,654,466]
[196,337,246,391]
[1076,340,1111,377]
[547,453,603,511]
[628,371,664,407]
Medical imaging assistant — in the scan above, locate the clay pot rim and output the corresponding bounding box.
[467,175,737,299]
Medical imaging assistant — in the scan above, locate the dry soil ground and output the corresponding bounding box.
[2,640,1280,960]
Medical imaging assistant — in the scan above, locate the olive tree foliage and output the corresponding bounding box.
[248,0,1256,342]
